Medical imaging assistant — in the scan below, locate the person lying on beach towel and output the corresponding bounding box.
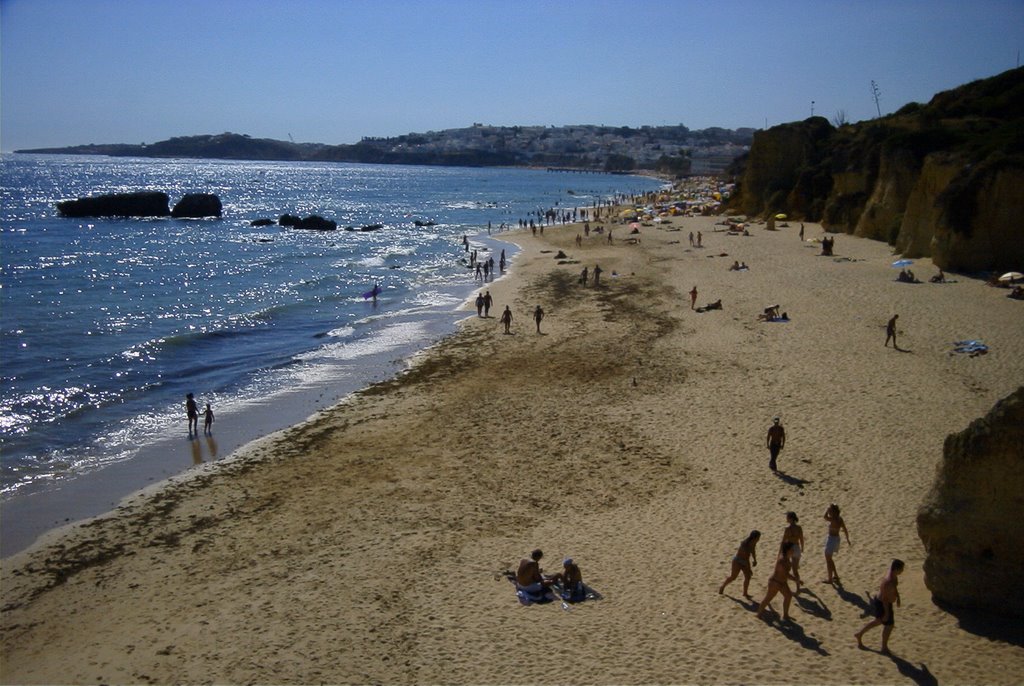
[695,299,723,313]
[952,340,989,357]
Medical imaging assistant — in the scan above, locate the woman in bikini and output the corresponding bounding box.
[782,511,804,590]
[719,530,760,598]
[756,541,798,621]
[823,504,852,584]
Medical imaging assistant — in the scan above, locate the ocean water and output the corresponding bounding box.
[0,154,662,509]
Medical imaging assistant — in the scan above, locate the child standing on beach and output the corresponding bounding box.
[203,403,214,435]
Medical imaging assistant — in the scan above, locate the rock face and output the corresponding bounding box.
[171,193,222,218]
[278,214,337,231]
[728,67,1024,272]
[57,192,170,218]
[917,387,1024,617]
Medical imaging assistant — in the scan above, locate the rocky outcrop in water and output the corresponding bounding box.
[57,192,170,218]
[728,67,1024,272]
[171,193,222,218]
[278,214,337,231]
[917,387,1024,617]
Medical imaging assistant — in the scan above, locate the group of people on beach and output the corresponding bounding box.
[718,506,898,652]
[184,392,214,437]
[514,548,586,603]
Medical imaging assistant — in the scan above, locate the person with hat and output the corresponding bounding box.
[766,417,786,471]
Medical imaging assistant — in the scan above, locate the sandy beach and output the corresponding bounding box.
[3,211,1023,684]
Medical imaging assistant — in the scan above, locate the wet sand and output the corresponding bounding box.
[2,213,1023,684]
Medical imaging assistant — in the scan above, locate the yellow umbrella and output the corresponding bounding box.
[774,213,787,220]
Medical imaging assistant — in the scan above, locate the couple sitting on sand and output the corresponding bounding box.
[516,549,585,603]
[896,268,921,284]
[758,305,789,322]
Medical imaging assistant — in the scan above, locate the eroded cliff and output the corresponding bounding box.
[917,388,1024,617]
[728,67,1024,272]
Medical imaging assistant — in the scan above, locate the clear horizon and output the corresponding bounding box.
[2,0,1022,153]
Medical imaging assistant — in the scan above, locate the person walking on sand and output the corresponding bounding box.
[885,314,899,349]
[689,286,698,310]
[823,504,852,584]
[766,416,786,471]
[719,530,761,599]
[799,223,805,241]
[500,305,513,334]
[476,292,485,317]
[203,402,214,435]
[593,264,603,286]
[484,290,493,317]
[756,541,798,621]
[697,231,703,247]
[781,511,804,590]
[533,305,544,334]
[855,559,905,654]
[580,266,589,286]
[185,393,199,437]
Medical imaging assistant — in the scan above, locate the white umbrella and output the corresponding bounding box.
[998,271,1023,283]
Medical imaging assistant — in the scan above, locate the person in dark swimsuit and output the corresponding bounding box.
[185,393,199,436]
[719,530,760,598]
[756,541,798,621]
[856,559,904,654]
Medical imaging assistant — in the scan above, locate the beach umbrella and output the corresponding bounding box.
[891,259,914,268]
[998,271,1023,282]
[774,213,787,220]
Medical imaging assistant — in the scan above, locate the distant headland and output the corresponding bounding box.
[15,124,754,176]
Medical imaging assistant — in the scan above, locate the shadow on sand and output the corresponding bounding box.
[794,586,832,620]
[773,470,811,488]
[858,646,938,686]
[834,583,874,616]
[760,612,829,656]
[934,598,1024,648]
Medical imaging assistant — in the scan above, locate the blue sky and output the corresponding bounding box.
[2,0,1022,151]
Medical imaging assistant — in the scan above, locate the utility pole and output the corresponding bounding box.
[871,80,882,119]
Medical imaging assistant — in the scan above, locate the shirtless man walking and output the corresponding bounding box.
[766,417,786,471]
[885,314,899,349]
[856,559,905,654]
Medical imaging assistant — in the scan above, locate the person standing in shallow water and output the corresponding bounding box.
[533,305,544,334]
[855,559,904,654]
[185,393,199,436]
[203,402,214,435]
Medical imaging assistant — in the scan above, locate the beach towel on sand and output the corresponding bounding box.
[952,340,988,357]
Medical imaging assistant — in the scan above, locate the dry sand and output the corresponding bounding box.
[3,214,1023,685]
